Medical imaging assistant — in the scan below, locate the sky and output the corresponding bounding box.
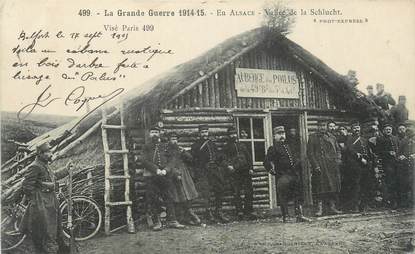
[1,0,414,118]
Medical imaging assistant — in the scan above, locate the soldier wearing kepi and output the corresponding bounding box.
[140,126,185,230]
[19,142,71,254]
[165,132,201,225]
[191,124,229,223]
[264,126,311,223]
[376,123,400,209]
[307,120,342,216]
[223,127,256,220]
[342,121,374,213]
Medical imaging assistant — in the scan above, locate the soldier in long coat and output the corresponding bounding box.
[342,121,375,212]
[190,124,229,223]
[223,127,256,220]
[376,123,400,209]
[307,120,342,215]
[19,143,71,254]
[165,132,201,225]
[140,126,185,230]
[264,126,311,223]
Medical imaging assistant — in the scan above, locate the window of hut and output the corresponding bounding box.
[236,116,266,165]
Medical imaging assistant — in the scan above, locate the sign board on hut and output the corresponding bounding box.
[235,68,300,99]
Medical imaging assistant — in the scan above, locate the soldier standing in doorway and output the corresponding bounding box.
[223,127,256,220]
[307,120,342,216]
[191,125,229,223]
[264,126,311,223]
[140,126,185,231]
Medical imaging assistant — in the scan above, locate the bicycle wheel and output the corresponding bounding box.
[1,205,27,251]
[60,196,102,241]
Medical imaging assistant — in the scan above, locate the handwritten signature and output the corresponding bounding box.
[17,85,124,123]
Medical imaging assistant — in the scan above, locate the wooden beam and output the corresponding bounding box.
[165,41,260,105]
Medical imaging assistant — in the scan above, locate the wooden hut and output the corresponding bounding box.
[2,27,380,234]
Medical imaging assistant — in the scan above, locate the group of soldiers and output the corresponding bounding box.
[140,124,258,231]
[306,118,414,217]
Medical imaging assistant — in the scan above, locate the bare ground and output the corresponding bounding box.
[78,209,414,254]
[8,209,415,254]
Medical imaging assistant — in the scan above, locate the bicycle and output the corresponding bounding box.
[1,178,103,251]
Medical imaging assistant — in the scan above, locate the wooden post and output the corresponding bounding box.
[67,164,75,254]
[299,111,313,207]
[120,103,136,234]
[101,108,111,235]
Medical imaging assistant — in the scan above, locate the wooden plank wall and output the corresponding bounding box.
[166,46,343,112]
[159,110,270,211]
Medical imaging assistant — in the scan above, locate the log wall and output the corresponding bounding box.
[166,46,344,112]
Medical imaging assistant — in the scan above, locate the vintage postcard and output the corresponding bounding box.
[1,0,414,253]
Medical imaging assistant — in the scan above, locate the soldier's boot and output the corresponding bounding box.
[166,220,186,229]
[152,215,163,231]
[188,209,201,225]
[204,209,216,224]
[235,210,244,221]
[329,200,342,214]
[146,213,154,228]
[315,201,323,217]
[295,205,312,223]
[214,209,230,223]
[281,205,288,223]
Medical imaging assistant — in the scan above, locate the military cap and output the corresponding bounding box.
[273,126,285,133]
[198,124,209,131]
[366,85,373,89]
[351,121,360,127]
[398,95,406,101]
[227,127,237,135]
[397,120,412,128]
[337,123,347,129]
[36,142,51,154]
[382,123,393,129]
[376,83,384,88]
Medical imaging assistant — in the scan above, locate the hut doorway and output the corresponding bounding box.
[270,113,302,209]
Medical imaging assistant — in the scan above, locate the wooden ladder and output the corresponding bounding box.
[101,104,135,235]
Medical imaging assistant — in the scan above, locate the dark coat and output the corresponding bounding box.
[307,132,342,194]
[264,141,303,203]
[390,104,409,125]
[344,135,373,171]
[140,140,180,202]
[264,141,301,178]
[223,140,252,176]
[165,143,199,202]
[190,138,226,193]
[376,135,399,163]
[374,92,396,110]
[19,158,67,243]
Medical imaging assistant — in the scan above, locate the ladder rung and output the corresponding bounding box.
[106,149,129,154]
[107,175,130,179]
[102,124,126,130]
[106,201,132,206]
